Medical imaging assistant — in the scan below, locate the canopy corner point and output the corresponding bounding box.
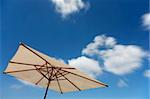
[19,42,24,46]
[105,85,109,87]
[3,71,7,74]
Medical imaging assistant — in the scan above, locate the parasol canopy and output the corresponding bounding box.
[4,43,108,99]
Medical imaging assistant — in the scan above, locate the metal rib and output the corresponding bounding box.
[4,68,38,74]
[53,69,63,94]
[61,69,108,87]
[20,43,48,62]
[34,66,49,81]
[9,61,43,67]
[10,61,76,70]
[57,70,81,91]
[35,72,49,85]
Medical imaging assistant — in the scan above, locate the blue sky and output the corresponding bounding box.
[0,0,149,99]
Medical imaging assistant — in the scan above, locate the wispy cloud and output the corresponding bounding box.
[82,35,147,75]
[10,79,40,90]
[142,13,150,30]
[144,69,150,78]
[51,0,89,18]
[10,78,40,90]
[117,79,128,88]
[10,84,23,90]
[17,79,38,87]
[68,56,102,78]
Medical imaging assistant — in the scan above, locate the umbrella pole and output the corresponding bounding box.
[43,79,51,99]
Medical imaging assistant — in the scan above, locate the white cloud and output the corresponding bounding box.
[57,58,66,64]
[51,0,89,18]
[102,45,146,75]
[82,35,116,56]
[68,56,102,78]
[17,79,40,88]
[11,79,41,90]
[117,79,128,88]
[142,13,150,30]
[82,35,146,75]
[144,69,150,78]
